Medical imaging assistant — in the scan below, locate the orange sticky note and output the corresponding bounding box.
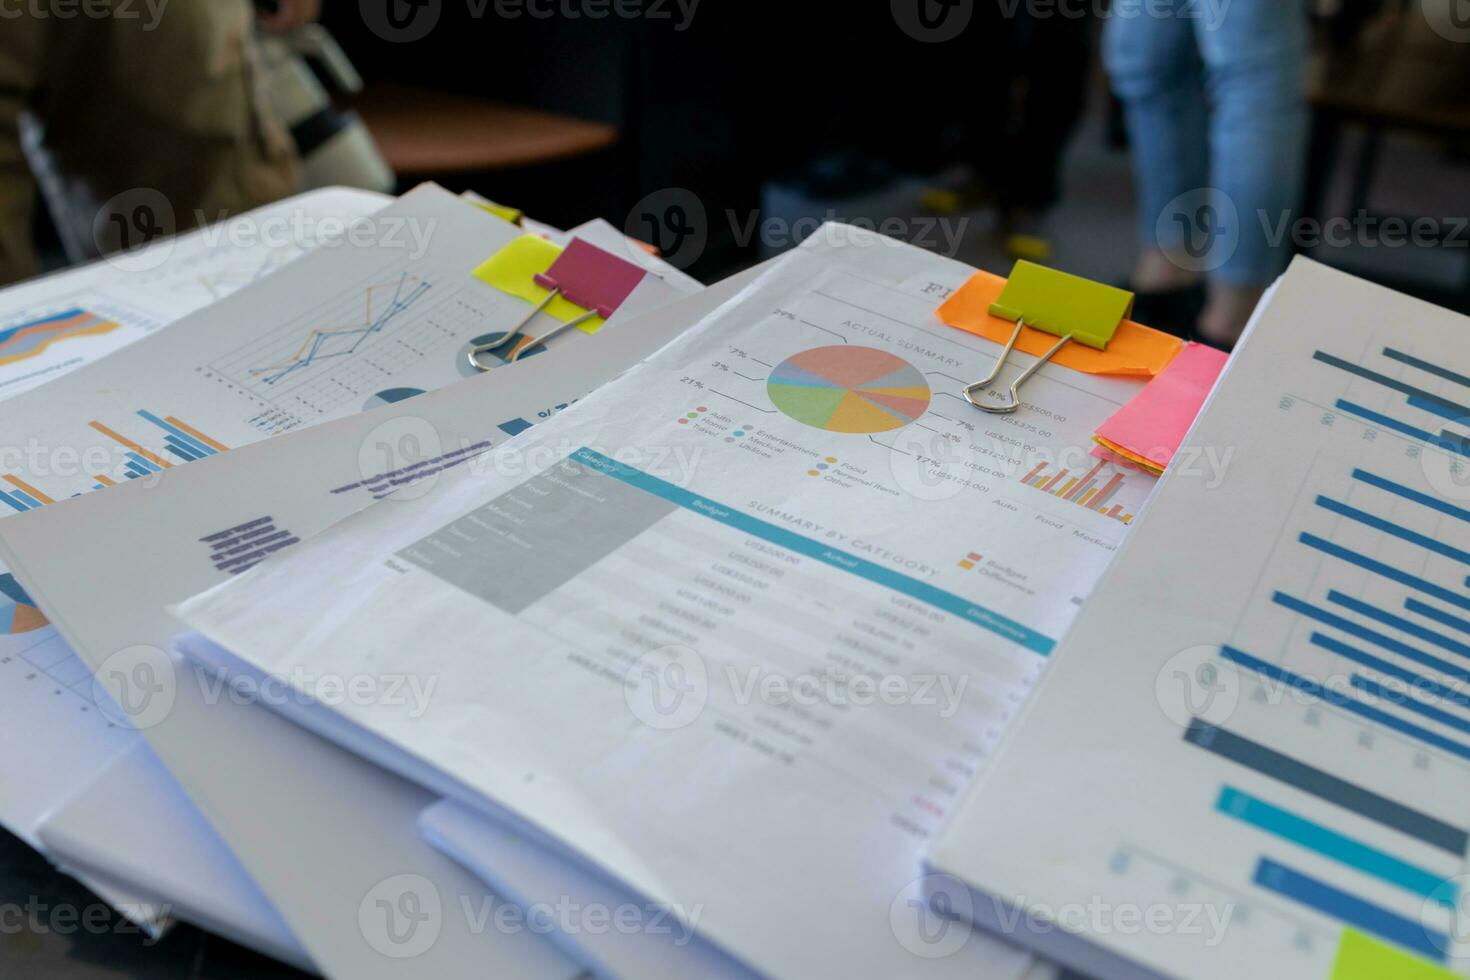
[1092,342,1230,471]
[1092,440,1165,476]
[937,271,1183,378]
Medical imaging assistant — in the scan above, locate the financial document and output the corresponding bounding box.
[0,189,388,850]
[0,186,698,976]
[0,188,388,400]
[928,258,1470,980]
[174,230,1158,979]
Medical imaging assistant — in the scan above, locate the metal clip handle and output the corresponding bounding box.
[466,297,599,372]
[963,319,1073,415]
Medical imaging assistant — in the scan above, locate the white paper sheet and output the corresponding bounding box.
[420,799,762,980]
[926,258,1470,979]
[173,227,1158,980]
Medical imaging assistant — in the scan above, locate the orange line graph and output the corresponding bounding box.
[248,277,425,378]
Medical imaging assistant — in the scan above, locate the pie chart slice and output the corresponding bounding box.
[364,387,425,412]
[0,573,47,634]
[768,346,930,434]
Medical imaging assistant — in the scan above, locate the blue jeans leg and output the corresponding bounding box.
[1104,0,1210,264]
[1196,0,1310,285]
[1105,0,1309,286]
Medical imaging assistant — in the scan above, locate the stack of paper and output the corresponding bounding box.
[45,222,1166,978]
[0,183,705,975]
[19,188,1422,980]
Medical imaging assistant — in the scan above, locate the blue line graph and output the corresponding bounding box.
[250,274,432,385]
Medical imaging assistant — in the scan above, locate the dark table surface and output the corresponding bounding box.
[0,828,306,979]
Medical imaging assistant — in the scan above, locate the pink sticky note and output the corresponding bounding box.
[1093,342,1230,471]
[533,239,647,318]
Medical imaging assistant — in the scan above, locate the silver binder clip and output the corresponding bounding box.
[962,318,1073,415]
[466,290,598,372]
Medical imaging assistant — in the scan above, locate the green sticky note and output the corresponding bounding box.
[988,260,1135,350]
[1331,929,1456,980]
[472,235,605,333]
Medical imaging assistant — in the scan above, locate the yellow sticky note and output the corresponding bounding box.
[1331,930,1455,980]
[472,200,524,225]
[471,236,605,334]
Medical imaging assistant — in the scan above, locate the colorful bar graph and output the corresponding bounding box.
[1254,859,1447,961]
[1298,535,1470,613]
[1314,351,1470,419]
[1336,401,1470,460]
[1019,462,1134,524]
[1317,497,1470,566]
[1220,646,1470,763]
[1065,461,1106,501]
[1409,396,1467,423]
[1351,676,1470,738]
[1183,720,1466,853]
[90,421,171,470]
[1353,470,1470,525]
[88,411,229,481]
[0,490,35,513]
[1406,599,1470,638]
[138,411,219,457]
[1384,348,1470,390]
[1093,473,1124,510]
[163,436,202,462]
[165,416,228,453]
[2,475,53,506]
[1310,632,1470,709]
[1327,592,1470,661]
[1218,787,1457,907]
[1275,590,1470,681]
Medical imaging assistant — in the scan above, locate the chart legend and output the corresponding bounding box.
[808,456,839,478]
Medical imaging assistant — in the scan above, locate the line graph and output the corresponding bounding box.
[250,273,431,385]
[200,261,532,427]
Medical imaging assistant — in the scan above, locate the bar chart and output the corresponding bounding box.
[87,410,229,487]
[1179,432,1470,968]
[1018,459,1136,525]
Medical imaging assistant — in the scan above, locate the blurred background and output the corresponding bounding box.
[6,0,1470,341]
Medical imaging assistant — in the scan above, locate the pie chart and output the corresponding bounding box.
[363,387,425,412]
[767,346,931,434]
[0,573,47,634]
